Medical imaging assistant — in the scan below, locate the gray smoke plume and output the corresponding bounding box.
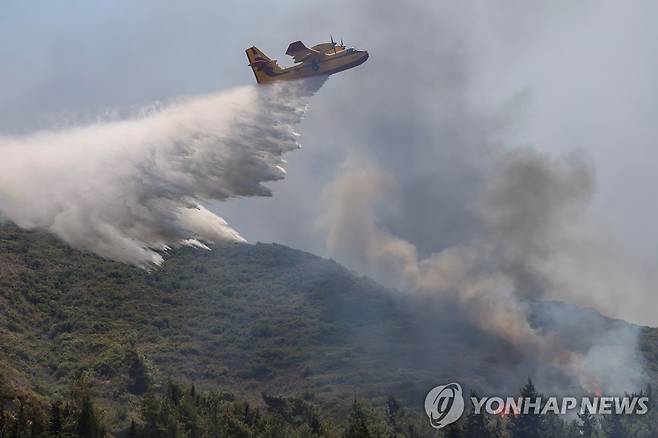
[319,148,646,393]
[0,78,324,267]
[255,0,654,395]
[480,148,594,299]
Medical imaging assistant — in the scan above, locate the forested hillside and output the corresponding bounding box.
[2,224,658,436]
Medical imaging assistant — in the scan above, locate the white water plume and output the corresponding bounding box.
[0,78,325,267]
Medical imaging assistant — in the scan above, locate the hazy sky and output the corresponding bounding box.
[2,1,658,325]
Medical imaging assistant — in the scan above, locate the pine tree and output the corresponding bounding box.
[577,411,598,438]
[489,416,506,438]
[541,413,570,438]
[443,421,462,438]
[166,379,183,405]
[463,391,488,438]
[509,378,545,438]
[601,412,625,438]
[77,394,96,438]
[12,401,26,438]
[344,400,370,438]
[140,393,162,437]
[27,407,44,438]
[0,406,6,438]
[49,401,62,437]
[385,396,401,430]
[127,350,150,395]
[127,420,137,438]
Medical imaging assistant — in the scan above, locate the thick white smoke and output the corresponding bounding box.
[0,79,324,267]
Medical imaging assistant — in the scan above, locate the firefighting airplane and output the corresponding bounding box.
[246,36,369,84]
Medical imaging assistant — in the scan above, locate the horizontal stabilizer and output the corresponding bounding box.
[245,46,285,84]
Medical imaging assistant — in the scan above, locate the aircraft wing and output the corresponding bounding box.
[285,41,324,63]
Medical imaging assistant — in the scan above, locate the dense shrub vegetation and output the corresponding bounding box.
[3,225,658,437]
[0,224,517,424]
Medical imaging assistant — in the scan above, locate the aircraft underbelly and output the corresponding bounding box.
[287,55,366,80]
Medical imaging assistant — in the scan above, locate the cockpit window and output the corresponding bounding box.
[347,48,355,54]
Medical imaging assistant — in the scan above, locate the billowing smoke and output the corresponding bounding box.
[479,148,594,300]
[242,0,656,396]
[0,78,324,267]
[319,148,646,393]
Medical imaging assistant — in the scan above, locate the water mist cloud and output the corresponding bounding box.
[0,79,324,267]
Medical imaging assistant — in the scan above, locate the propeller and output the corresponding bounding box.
[330,34,337,53]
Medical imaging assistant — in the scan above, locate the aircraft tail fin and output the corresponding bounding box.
[245,46,284,84]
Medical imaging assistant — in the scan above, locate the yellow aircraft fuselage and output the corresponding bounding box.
[246,41,369,84]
